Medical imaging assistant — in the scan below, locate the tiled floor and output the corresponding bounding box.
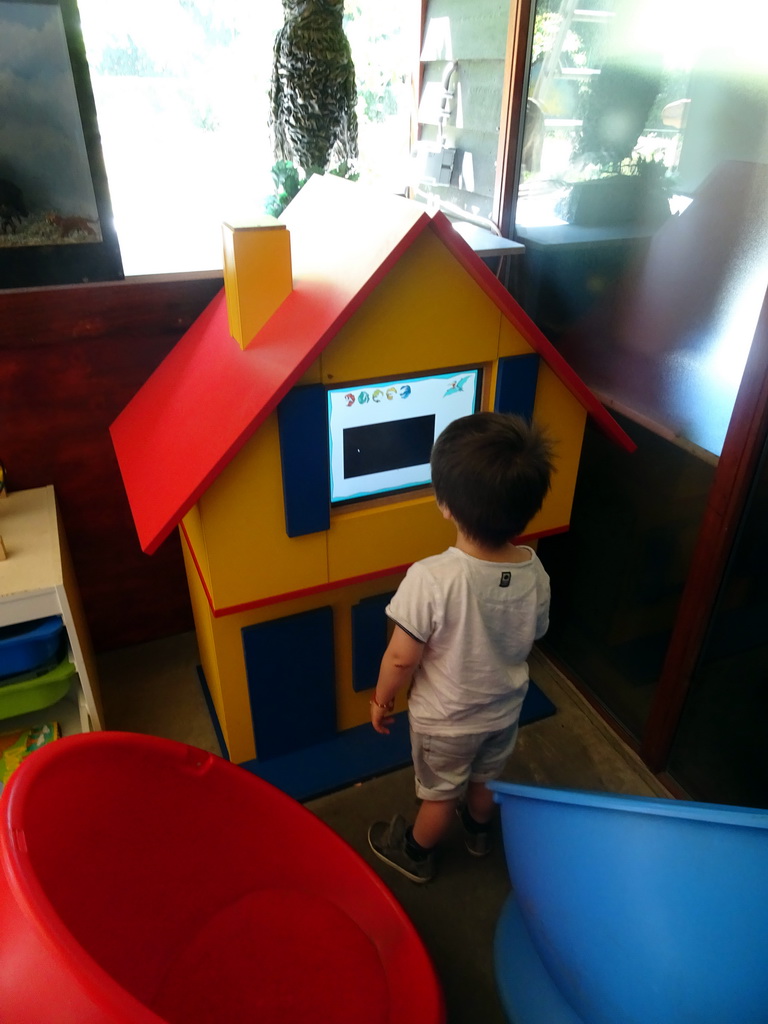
[97,632,670,1024]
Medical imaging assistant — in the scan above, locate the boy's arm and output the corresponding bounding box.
[535,570,551,640]
[370,625,424,735]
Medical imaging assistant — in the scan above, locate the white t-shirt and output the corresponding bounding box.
[386,546,550,735]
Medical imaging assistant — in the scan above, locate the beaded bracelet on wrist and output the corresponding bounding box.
[370,695,394,710]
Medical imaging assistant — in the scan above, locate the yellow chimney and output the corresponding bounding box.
[222,217,293,350]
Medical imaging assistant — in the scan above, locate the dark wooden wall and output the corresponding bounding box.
[0,275,222,652]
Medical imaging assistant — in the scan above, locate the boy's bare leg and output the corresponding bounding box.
[467,779,495,824]
[412,797,458,849]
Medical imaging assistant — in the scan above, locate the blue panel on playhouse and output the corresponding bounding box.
[522,679,555,723]
[494,354,539,421]
[242,687,555,801]
[489,780,768,1024]
[277,384,330,537]
[243,606,336,760]
[199,670,555,801]
[351,592,396,693]
[241,711,413,801]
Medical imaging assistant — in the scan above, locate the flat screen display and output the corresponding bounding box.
[328,369,481,503]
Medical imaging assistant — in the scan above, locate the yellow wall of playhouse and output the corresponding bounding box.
[184,517,408,764]
[525,364,587,538]
[181,534,257,762]
[319,232,501,383]
[185,230,505,612]
[189,413,328,611]
[496,316,587,539]
[183,227,588,617]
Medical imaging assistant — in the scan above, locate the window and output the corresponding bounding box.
[76,0,417,276]
[516,0,768,231]
[510,0,768,437]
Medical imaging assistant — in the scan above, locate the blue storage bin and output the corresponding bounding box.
[0,617,65,680]
[489,780,768,1024]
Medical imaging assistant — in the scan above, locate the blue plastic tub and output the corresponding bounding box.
[0,617,64,679]
[489,781,768,1024]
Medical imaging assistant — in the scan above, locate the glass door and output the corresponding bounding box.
[509,0,768,790]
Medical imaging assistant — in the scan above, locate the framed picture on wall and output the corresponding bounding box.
[0,0,123,288]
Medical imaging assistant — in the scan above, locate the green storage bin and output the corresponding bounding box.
[0,656,75,720]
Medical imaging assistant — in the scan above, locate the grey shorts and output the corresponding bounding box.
[410,722,520,801]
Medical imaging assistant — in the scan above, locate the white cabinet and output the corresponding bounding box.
[0,486,103,736]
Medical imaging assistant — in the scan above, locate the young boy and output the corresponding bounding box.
[368,411,554,883]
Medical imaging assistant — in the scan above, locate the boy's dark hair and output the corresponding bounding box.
[430,412,554,547]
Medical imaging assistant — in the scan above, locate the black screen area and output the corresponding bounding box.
[343,415,436,479]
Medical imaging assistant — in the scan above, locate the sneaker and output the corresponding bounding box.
[368,815,435,883]
[457,806,492,857]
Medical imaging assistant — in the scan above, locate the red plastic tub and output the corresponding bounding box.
[0,732,444,1024]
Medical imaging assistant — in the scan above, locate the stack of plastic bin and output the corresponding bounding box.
[0,617,73,720]
[488,780,768,1024]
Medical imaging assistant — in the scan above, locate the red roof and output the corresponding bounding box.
[111,175,634,554]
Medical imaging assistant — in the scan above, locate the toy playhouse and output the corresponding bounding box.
[110,175,634,797]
